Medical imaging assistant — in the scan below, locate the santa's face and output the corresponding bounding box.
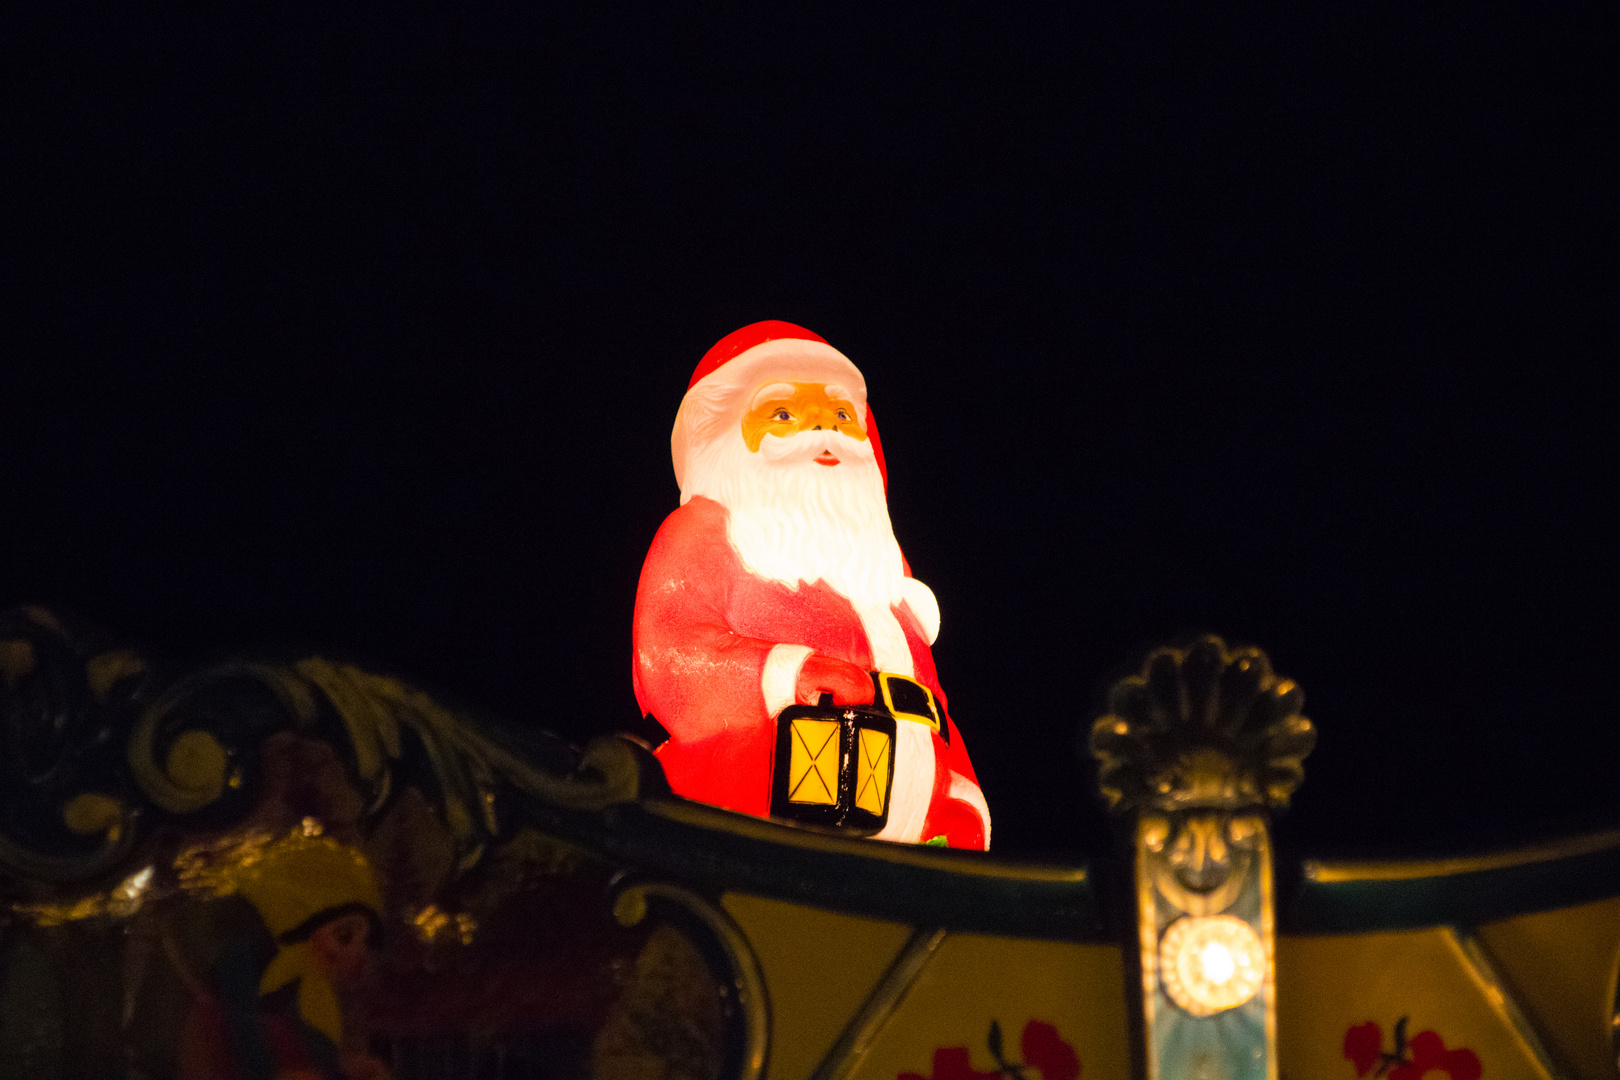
[679,374,901,607]
[740,381,868,462]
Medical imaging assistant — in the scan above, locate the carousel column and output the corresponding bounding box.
[1087,637,1315,1080]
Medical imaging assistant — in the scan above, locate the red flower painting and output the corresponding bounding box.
[1389,1031,1482,1080]
[900,1020,1080,1080]
[1344,1022,1384,1076]
[1020,1021,1080,1080]
[1344,1018,1481,1080]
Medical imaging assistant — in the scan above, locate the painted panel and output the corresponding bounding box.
[722,893,912,1080]
[1476,895,1620,1079]
[854,934,1131,1080]
[1277,928,1556,1080]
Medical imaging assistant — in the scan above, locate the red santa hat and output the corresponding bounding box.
[672,320,888,492]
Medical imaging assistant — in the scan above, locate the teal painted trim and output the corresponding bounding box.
[517,795,1107,942]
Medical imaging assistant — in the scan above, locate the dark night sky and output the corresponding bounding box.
[2,6,1617,861]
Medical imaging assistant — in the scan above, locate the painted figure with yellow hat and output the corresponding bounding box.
[173,832,390,1080]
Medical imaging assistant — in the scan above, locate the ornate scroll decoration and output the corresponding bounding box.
[0,606,646,906]
[1088,635,1313,1080]
[285,658,644,867]
[0,607,152,885]
[0,606,761,1080]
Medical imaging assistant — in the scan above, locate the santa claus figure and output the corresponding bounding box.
[632,321,990,850]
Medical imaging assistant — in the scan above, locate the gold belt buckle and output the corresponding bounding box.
[875,672,940,732]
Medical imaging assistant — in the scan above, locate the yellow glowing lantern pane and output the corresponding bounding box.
[1159,914,1265,1017]
[855,728,891,815]
[788,718,840,805]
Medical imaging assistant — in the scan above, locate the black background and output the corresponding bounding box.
[3,7,1616,861]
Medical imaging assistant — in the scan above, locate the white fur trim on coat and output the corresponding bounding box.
[872,720,935,844]
[948,772,992,850]
[855,602,915,678]
[900,577,940,645]
[761,643,814,718]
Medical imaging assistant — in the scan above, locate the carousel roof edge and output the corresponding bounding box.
[515,788,1108,942]
[1281,825,1620,933]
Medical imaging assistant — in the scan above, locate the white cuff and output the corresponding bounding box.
[948,772,992,850]
[761,643,814,718]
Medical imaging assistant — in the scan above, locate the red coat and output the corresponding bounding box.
[632,496,989,849]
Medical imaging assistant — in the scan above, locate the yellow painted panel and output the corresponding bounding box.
[722,893,911,1080]
[855,934,1130,1080]
[1476,895,1620,1079]
[856,729,891,816]
[789,719,840,805]
[1277,928,1555,1080]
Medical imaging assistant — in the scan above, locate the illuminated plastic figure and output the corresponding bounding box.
[633,322,990,849]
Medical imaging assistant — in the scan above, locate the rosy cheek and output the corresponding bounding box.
[310,942,335,972]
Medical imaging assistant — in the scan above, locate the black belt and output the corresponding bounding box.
[768,671,943,835]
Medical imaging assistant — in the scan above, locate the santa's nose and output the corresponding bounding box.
[802,405,834,430]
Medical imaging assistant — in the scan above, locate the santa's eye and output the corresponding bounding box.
[772,409,792,421]
[836,409,850,422]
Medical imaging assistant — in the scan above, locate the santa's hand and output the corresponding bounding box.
[795,654,876,707]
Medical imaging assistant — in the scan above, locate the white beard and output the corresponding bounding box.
[681,427,915,675]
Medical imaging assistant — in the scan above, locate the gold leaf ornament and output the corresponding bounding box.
[62,793,126,839]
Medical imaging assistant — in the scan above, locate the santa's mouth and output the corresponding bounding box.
[814,451,840,466]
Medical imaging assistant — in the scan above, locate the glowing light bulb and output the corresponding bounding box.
[1159,915,1265,1016]
[1199,941,1235,985]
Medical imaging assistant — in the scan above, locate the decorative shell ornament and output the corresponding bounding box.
[1088,635,1315,814]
